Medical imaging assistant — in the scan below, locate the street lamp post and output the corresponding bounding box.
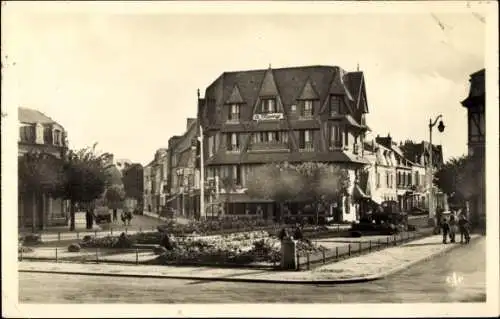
[199,124,205,220]
[428,115,445,226]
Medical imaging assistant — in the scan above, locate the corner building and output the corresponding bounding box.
[197,65,371,222]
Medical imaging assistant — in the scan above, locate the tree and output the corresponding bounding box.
[246,162,350,224]
[105,184,126,209]
[61,144,109,231]
[246,162,302,221]
[434,155,484,208]
[295,162,350,225]
[18,151,65,232]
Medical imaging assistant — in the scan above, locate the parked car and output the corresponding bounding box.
[160,206,177,219]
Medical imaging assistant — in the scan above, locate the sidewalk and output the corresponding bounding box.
[18,234,481,284]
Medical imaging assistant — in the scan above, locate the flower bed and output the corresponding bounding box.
[152,235,327,267]
[77,229,327,267]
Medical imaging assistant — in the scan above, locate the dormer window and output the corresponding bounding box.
[302,100,313,118]
[228,104,240,122]
[330,95,341,116]
[261,98,276,113]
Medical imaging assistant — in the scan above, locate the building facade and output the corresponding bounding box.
[461,68,485,228]
[400,140,447,212]
[143,163,153,212]
[362,139,398,205]
[18,107,69,229]
[166,118,200,218]
[142,149,169,214]
[197,65,371,222]
[375,135,428,212]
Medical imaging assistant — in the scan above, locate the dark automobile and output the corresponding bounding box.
[159,206,177,219]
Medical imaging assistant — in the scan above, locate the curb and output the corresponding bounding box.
[374,235,482,280]
[18,268,379,285]
[18,236,481,285]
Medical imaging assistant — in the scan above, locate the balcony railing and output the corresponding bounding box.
[329,140,343,150]
[299,142,314,152]
[227,114,240,123]
[300,109,313,119]
[226,146,241,153]
[249,141,289,152]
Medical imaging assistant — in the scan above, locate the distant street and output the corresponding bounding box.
[19,237,485,303]
[97,212,165,232]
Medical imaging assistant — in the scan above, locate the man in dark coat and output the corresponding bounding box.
[441,216,450,244]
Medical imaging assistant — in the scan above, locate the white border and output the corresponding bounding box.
[2,1,498,318]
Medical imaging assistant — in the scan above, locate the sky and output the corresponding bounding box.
[2,3,487,166]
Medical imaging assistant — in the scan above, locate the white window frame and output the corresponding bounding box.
[330,125,342,149]
[303,100,313,117]
[262,98,276,113]
[229,104,240,122]
[300,130,313,151]
[229,133,240,152]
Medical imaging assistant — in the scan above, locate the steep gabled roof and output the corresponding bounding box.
[345,71,369,114]
[297,78,320,100]
[225,85,245,104]
[213,65,366,113]
[257,67,280,97]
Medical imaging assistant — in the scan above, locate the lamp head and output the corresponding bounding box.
[437,121,445,133]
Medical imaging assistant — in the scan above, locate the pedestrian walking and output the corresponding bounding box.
[121,211,127,226]
[85,209,92,229]
[448,213,457,243]
[126,211,133,226]
[441,216,450,244]
[113,208,118,222]
[458,214,471,244]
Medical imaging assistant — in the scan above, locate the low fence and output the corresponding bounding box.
[19,229,434,271]
[296,229,434,271]
[20,223,352,244]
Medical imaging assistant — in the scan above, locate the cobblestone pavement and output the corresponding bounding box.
[18,236,486,303]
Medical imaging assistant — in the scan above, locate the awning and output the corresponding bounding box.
[218,193,274,204]
[352,184,370,200]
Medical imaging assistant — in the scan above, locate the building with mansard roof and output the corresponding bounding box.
[197,65,372,222]
[18,107,69,230]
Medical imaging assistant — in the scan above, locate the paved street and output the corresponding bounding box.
[24,213,167,243]
[19,237,485,303]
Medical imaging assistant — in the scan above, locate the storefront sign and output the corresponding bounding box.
[253,113,284,121]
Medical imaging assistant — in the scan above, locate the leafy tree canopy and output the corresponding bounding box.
[434,154,484,203]
[105,184,126,208]
[61,144,109,203]
[246,162,351,205]
[18,151,65,196]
